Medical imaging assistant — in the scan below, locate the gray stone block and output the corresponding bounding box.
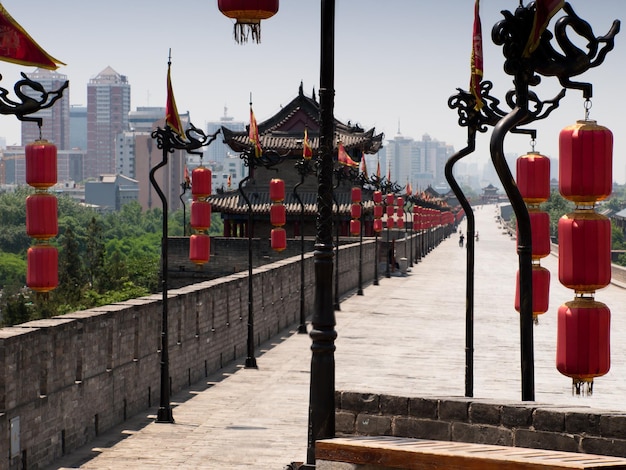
[380,395,408,416]
[355,413,391,436]
[341,392,380,414]
[452,422,513,446]
[533,408,566,432]
[409,397,438,419]
[515,429,579,453]
[439,399,469,422]
[469,402,501,425]
[501,405,533,428]
[393,417,450,440]
[581,436,626,458]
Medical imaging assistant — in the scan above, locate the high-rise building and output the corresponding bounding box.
[21,68,70,149]
[86,66,130,179]
[205,106,245,164]
[69,105,87,150]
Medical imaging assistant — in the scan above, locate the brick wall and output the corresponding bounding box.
[336,392,626,458]
[0,238,380,470]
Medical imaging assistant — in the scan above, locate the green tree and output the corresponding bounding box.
[541,190,574,239]
[86,217,106,291]
[57,225,85,306]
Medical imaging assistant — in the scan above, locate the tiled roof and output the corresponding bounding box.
[207,190,376,216]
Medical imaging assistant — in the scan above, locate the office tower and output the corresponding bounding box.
[86,66,130,179]
[21,68,70,149]
[205,106,245,164]
[69,106,87,150]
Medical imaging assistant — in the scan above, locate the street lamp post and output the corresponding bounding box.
[307,0,337,464]
[150,123,220,423]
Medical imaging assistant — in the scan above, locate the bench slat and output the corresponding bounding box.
[316,437,626,470]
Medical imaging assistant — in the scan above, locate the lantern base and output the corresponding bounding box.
[572,378,594,396]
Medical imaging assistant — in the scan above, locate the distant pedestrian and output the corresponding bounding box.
[459,233,464,248]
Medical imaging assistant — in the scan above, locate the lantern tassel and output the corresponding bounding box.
[572,378,593,397]
[234,22,261,44]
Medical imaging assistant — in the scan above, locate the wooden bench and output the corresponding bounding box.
[315,436,626,469]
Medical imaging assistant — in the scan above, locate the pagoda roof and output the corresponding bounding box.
[221,83,384,156]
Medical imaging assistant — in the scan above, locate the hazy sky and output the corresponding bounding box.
[0,1,624,181]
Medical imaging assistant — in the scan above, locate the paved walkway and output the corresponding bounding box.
[49,204,626,469]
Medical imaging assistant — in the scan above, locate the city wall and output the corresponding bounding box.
[0,236,385,470]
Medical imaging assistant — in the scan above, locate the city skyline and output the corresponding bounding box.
[0,1,624,181]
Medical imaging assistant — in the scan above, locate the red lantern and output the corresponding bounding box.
[189,234,210,265]
[26,140,57,189]
[373,190,382,204]
[386,205,394,217]
[515,265,550,318]
[413,214,420,229]
[559,120,613,205]
[270,203,286,226]
[218,0,279,44]
[351,203,361,219]
[192,166,212,198]
[516,151,550,204]
[27,244,58,292]
[271,227,286,252]
[373,205,383,219]
[396,197,404,207]
[558,211,611,293]
[350,219,360,236]
[190,200,212,232]
[397,217,404,229]
[351,187,362,203]
[26,193,58,240]
[385,194,394,206]
[516,209,550,260]
[396,207,404,218]
[269,178,285,202]
[387,217,395,229]
[373,219,383,233]
[556,299,610,395]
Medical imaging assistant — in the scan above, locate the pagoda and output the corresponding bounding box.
[209,83,384,240]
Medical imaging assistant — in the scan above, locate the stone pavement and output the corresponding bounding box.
[48,205,626,469]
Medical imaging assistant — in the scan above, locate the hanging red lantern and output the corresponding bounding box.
[218,0,279,44]
[515,265,550,318]
[516,151,550,204]
[386,205,394,217]
[397,217,404,229]
[373,219,383,233]
[385,194,394,206]
[413,214,420,229]
[26,193,58,240]
[373,190,382,204]
[27,244,58,292]
[556,299,610,395]
[373,205,383,219]
[559,120,613,205]
[350,219,360,236]
[396,207,404,218]
[516,209,550,260]
[26,140,57,189]
[558,211,611,293]
[351,187,362,203]
[192,166,212,199]
[396,197,404,207]
[269,178,285,202]
[190,200,212,232]
[189,233,210,265]
[271,227,287,252]
[270,203,286,226]
[387,217,395,229]
[351,203,361,219]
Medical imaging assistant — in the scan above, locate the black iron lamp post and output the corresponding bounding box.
[306,0,337,464]
[150,123,220,423]
[237,145,286,368]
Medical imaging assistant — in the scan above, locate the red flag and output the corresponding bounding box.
[227,174,232,188]
[376,159,381,179]
[249,105,262,157]
[0,4,64,69]
[166,62,184,138]
[469,0,483,110]
[406,180,413,196]
[303,128,313,159]
[337,141,358,167]
[184,165,190,185]
[523,0,564,57]
[387,162,391,181]
[360,153,368,178]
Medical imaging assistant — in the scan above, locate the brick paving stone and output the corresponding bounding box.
[48,205,626,469]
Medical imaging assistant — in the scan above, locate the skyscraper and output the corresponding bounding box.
[21,68,70,149]
[86,66,130,179]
